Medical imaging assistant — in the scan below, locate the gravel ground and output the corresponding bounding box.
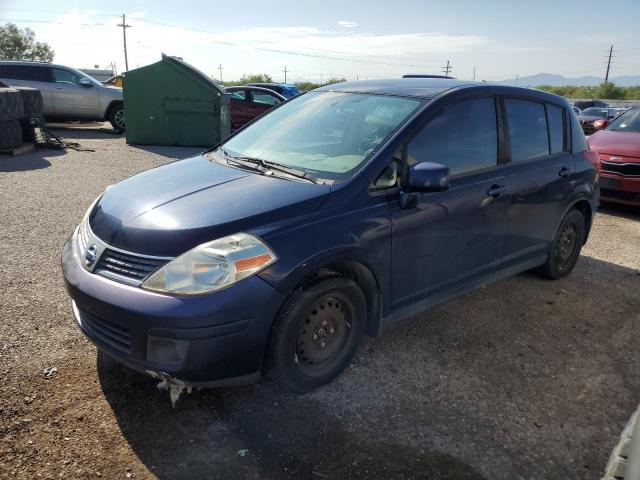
[1,124,639,480]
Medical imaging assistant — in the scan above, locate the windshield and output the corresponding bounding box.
[581,107,607,117]
[220,91,421,181]
[607,109,640,132]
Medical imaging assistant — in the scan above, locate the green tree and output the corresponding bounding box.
[595,82,625,100]
[239,73,273,84]
[0,23,54,62]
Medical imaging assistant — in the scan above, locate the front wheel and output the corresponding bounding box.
[266,274,366,392]
[538,209,586,280]
[108,103,125,132]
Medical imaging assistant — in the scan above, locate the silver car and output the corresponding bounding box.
[0,61,125,131]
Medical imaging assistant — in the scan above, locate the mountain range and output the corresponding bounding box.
[497,73,640,87]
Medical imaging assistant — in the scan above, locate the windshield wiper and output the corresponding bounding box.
[220,148,319,184]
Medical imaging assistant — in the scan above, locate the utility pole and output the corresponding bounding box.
[117,14,131,71]
[605,44,613,84]
[283,66,289,83]
[442,60,452,76]
[472,66,476,81]
[218,64,223,83]
[515,74,519,86]
[320,73,323,84]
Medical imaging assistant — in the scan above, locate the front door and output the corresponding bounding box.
[50,67,99,118]
[390,96,510,310]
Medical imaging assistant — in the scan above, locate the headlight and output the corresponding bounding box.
[142,233,277,295]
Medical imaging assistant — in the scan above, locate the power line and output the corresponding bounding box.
[2,14,442,69]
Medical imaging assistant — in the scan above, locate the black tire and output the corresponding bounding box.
[108,103,125,131]
[538,209,586,280]
[0,120,23,150]
[0,88,24,122]
[14,87,43,118]
[266,274,367,392]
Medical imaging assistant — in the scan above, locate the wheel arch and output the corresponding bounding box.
[265,253,384,339]
[572,199,593,244]
[104,100,123,120]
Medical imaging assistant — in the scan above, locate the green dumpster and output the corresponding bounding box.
[123,54,229,147]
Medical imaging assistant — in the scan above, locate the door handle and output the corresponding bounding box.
[487,184,506,198]
[558,167,570,177]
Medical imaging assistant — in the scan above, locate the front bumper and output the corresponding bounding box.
[600,173,640,206]
[61,233,285,385]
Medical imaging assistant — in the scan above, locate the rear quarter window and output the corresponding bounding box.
[504,98,549,162]
[546,104,565,154]
[0,64,51,82]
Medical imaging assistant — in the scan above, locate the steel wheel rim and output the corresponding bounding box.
[114,109,125,129]
[295,297,351,376]
[555,221,578,271]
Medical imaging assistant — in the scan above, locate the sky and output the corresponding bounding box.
[1,0,639,83]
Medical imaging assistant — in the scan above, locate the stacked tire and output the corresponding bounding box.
[0,86,44,149]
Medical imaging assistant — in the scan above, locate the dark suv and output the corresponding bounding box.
[62,79,599,393]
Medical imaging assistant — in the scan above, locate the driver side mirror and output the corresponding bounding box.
[79,78,92,88]
[406,161,450,192]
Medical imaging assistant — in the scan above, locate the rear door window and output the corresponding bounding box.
[546,104,565,154]
[504,98,549,162]
[406,97,498,176]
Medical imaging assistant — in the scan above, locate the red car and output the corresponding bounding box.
[226,86,286,131]
[587,108,640,206]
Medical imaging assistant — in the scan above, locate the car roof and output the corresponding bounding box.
[225,85,287,100]
[313,78,570,105]
[248,82,297,88]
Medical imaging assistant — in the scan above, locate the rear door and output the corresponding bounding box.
[389,95,511,309]
[228,89,252,130]
[50,67,99,118]
[0,64,54,115]
[501,97,573,266]
[248,90,282,117]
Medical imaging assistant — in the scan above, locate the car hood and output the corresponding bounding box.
[577,115,603,122]
[587,130,640,158]
[90,155,331,257]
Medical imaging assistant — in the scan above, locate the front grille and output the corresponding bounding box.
[96,249,168,282]
[581,121,597,135]
[601,161,640,177]
[80,309,131,354]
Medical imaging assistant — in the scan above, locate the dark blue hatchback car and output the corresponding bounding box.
[62,78,599,392]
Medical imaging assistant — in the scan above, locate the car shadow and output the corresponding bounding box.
[0,148,65,172]
[598,202,640,221]
[97,352,486,480]
[97,255,640,480]
[48,125,124,141]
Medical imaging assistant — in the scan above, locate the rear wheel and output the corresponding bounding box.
[108,103,125,131]
[538,209,585,280]
[266,274,366,392]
